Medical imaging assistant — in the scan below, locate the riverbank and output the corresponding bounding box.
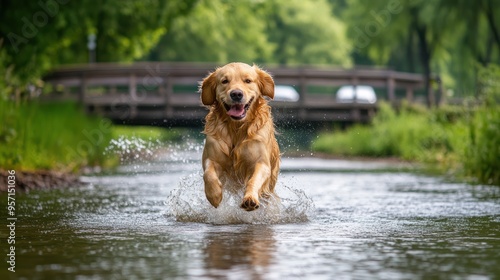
[0,100,181,191]
[0,100,110,191]
[312,100,499,185]
[0,101,113,171]
[0,169,81,192]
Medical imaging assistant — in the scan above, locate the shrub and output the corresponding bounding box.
[463,65,500,185]
[312,102,460,163]
[0,100,113,172]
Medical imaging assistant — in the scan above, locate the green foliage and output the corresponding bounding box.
[464,64,500,185]
[264,0,351,66]
[343,0,500,96]
[149,0,274,63]
[0,100,113,172]
[0,40,22,100]
[0,0,196,88]
[312,102,468,165]
[148,0,352,66]
[3,0,498,99]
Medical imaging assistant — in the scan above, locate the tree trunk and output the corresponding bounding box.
[415,25,434,107]
[485,0,500,49]
[407,25,415,73]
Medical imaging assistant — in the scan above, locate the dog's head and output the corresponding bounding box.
[200,62,274,121]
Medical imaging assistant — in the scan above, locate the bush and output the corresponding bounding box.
[463,65,500,185]
[0,100,113,172]
[312,102,462,163]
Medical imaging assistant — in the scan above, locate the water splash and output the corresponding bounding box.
[162,139,203,163]
[105,136,160,163]
[165,172,315,225]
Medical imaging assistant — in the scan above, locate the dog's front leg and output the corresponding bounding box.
[239,141,272,211]
[241,162,271,211]
[202,138,226,208]
[203,158,223,208]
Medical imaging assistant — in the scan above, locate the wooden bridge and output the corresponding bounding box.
[43,62,435,127]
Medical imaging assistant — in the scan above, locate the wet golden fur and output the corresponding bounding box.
[200,62,280,211]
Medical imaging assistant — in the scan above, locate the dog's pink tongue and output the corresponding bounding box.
[227,104,245,117]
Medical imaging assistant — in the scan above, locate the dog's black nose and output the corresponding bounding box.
[230,90,244,102]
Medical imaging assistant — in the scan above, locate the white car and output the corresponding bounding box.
[273,85,300,102]
[336,85,377,104]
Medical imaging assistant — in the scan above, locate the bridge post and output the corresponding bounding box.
[349,71,361,121]
[164,76,174,118]
[437,76,444,106]
[298,68,307,121]
[427,85,435,107]
[387,74,396,105]
[129,73,137,118]
[351,74,359,103]
[406,86,414,103]
[79,73,87,104]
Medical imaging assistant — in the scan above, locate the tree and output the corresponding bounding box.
[436,0,500,96]
[0,0,196,89]
[263,0,352,66]
[146,0,352,67]
[344,0,500,100]
[344,0,453,105]
[147,0,274,64]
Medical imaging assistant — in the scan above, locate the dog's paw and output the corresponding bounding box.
[241,196,260,211]
[205,184,222,208]
[207,193,222,208]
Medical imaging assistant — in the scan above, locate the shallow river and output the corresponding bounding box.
[1,144,500,280]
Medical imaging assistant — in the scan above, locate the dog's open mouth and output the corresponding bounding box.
[224,97,254,120]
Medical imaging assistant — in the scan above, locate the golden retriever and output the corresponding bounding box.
[200,62,280,211]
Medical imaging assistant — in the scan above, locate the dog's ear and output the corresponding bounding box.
[200,71,217,105]
[254,65,275,100]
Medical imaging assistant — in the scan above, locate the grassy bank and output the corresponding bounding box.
[0,100,113,172]
[462,66,500,185]
[0,100,182,174]
[313,103,467,163]
[312,101,498,185]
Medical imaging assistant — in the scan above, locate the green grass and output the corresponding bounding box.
[0,100,113,172]
[462,65,500,184]
[313,103,465,162]
[312,99,499,185]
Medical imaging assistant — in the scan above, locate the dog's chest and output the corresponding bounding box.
[221,142,248,171]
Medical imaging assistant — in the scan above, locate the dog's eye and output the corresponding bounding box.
[245,79,252,83]
[221,79,229,84]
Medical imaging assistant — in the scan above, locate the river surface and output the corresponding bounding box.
[1,143,500,280]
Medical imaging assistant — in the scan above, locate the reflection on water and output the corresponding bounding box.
[1,143,499,279]
[204,226,276,279]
